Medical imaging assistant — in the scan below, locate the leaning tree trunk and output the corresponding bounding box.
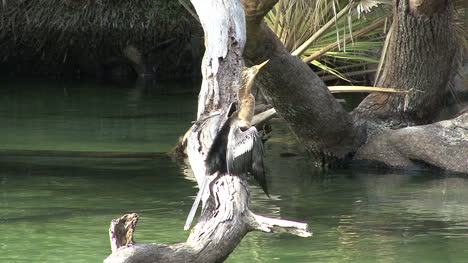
[104,1,311,262]
[238,0,466,172]
[240,0,363,166]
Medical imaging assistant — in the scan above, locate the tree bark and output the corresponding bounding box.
[354,111,468,173]
[353,0,462,128]
[104,1,311,262]
[348,0,466,171]
[240,0,363,165]
[238,0,465,172]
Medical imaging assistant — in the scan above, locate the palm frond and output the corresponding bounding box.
[265,0,389,83]
[355,0,382,17]
[311,60,352,82]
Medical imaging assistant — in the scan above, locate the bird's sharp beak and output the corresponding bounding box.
[256,60,269,71]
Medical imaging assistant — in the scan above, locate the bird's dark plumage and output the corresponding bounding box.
[226,120,268,196]
[205,107,268,196]
[184,103,238,231]
[185,60,269,230]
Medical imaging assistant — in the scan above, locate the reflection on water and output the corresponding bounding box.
[0,78,197,152]
[1,79,468,263]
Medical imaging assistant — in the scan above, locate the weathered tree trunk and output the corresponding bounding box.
[353,0,462,129]
[350,0,467,171]
[104,1,311,262]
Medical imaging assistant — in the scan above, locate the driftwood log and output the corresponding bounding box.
[104,0,311,262]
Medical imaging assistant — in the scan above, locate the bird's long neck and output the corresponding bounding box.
[238,71,256,125]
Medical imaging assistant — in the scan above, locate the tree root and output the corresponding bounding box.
[354,112,468,173]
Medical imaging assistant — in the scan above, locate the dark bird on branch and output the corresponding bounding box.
[184,60,269,230]
[205,104,268,194]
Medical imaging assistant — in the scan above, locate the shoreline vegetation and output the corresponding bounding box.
[0,0,203,80]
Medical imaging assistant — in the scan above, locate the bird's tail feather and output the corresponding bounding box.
[184,175,210,230]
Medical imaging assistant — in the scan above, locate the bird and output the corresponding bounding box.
[184,60,269,231]
[206,103,268,194]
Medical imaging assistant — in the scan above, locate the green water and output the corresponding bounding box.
[0,79,196,152]
[1,79,468,263]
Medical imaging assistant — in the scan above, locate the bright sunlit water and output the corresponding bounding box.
[1,79,467,263]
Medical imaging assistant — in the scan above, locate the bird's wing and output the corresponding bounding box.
[204,103,237,175]
[226,125,255,175]
[227,125,268,196]
[251,133,268,196]
[205,118,231,175]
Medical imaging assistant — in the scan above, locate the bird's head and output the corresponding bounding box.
[251,60,269,75]
[243,60,269,79]
[241,60,269,87]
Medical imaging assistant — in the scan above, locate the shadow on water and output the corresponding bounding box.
[1,79,468,263]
